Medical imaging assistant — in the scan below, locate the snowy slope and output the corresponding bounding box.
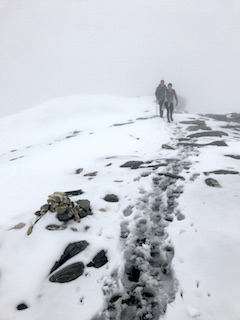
[0,95,240,320]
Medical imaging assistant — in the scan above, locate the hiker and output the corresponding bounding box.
[165,83,178,122]
[155,80,167,117]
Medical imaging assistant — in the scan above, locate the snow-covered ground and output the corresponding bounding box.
[0,95,239,320]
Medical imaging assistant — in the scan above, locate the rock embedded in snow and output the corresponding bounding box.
[205,177,222,188]
[87,250,108,268]
[104,194,119,202]
[84,171,98,177]
[187,130,228,138]
[46,224,67,231]
[162,144,175,150]
[49,262,85,283]
[120,161,144,169]
[225,154,240,160]
[50,240,89,274]
[204,169,239,175]
[17,303,28,311]
[178,140,228,147]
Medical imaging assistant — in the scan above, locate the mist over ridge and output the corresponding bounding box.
[0,0,240,117]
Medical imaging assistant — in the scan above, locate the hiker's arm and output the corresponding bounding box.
[174,90,178,105]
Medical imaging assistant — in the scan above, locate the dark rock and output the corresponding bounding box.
[225,155,240,160]
[46,224,67,231]
[187,131,228,138]
[157,172,185,180]
[49,262,84,283]
[204,169,239,175]
[87,250,108,268]
[178,140,228,147]
[50,241,89,274]
[205,178,221,188]
[203,113,240,123]
[186,125,212,131]
[56,210,73,222]
[180,119,207,126]
[104,194,119,202]
[105,163,112,167]
[10,156,24,161]
[17,303,28,310]
[76,199,91,214]
[162,144,175,150]
[84,171,98,177]
[65,189,83,196]
[75,168,83,174]
[57,207,81,222]
[120,161,144,169]
[112,122,134,126]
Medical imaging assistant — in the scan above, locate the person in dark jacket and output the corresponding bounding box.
[165,83,178,122]
[155,80,167,117]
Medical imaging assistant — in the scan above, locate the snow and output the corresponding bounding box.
[0,95,240,320]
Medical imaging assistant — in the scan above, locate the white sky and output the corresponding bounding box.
[0,95,240,319]
[0,0,240,116]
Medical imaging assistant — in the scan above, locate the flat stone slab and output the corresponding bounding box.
[50,241,89,274]
[187,131,228,138]
[64,189,83,196]
[87,250,108,268]
[178,140,228,147]
[205,178,221,188]
[120,161,144,169]
[225,155,240,160]
[203,113,240,123]
[104,194,119,202]
[49,262,85,283]
[112,122,134,126]
[204,169,239,175]
[157,172,185,180]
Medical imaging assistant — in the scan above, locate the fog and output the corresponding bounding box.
[0,0,240,117]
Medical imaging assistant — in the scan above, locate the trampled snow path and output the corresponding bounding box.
[91,121,201,320]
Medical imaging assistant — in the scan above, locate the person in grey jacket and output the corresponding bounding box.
[165,83,178,122]
[155,80,167,117]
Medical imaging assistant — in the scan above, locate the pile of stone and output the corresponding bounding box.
[34,191,92,223]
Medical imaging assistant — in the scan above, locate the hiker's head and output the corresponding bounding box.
[160,80,165,85]
[168,83,172,88]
